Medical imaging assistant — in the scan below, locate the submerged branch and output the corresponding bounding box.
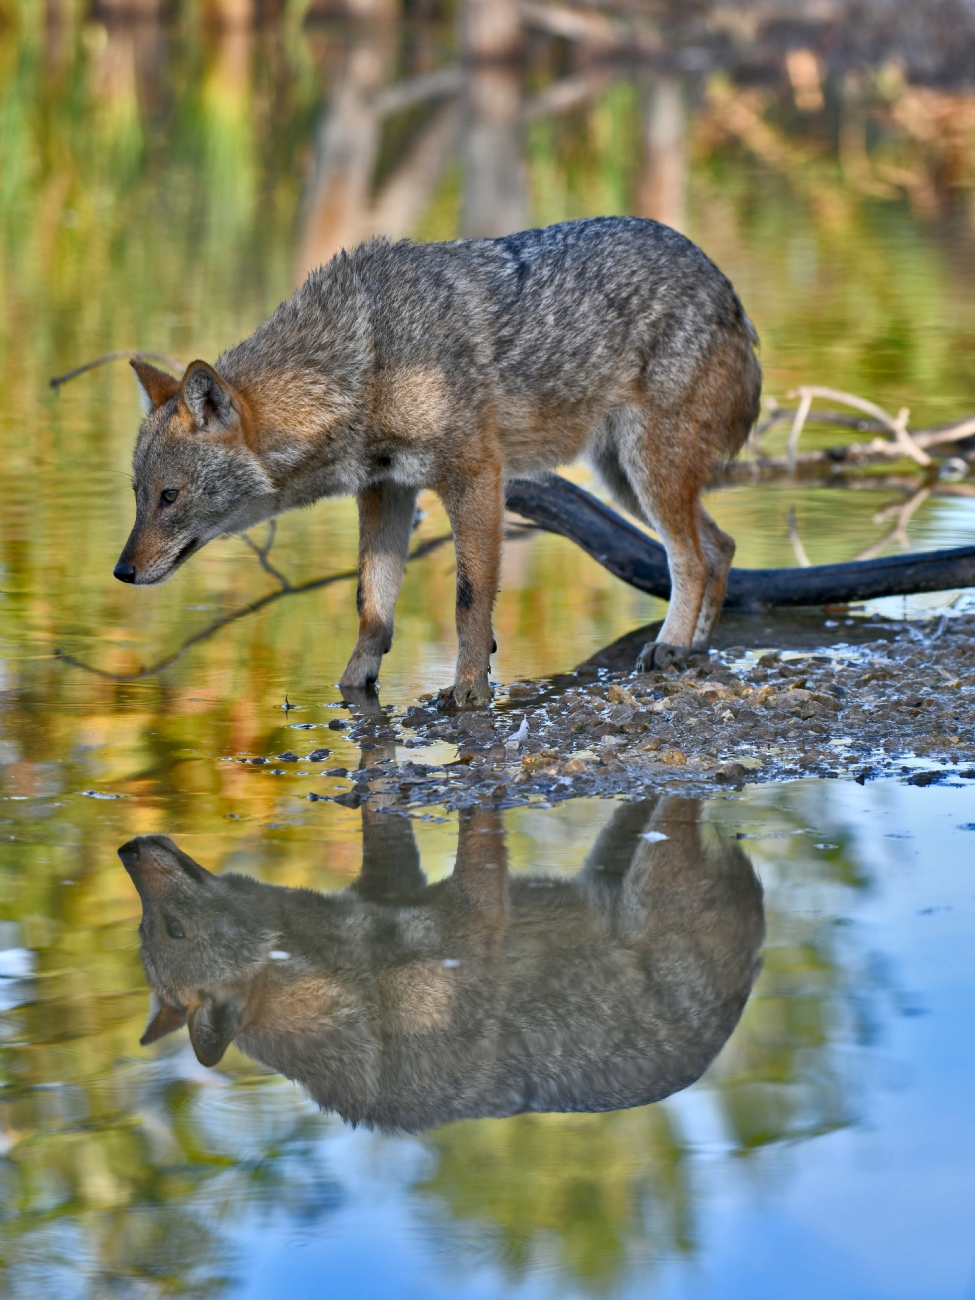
[58,533,453,683]
[239,520,291,590]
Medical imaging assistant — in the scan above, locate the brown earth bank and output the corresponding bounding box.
[233,609,975,811]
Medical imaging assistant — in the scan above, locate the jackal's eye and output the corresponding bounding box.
[165,917,185,939]
[160,489,179,506]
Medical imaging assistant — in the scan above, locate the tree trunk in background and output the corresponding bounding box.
[637,74,687,233]
[460,0,526,238]
[296,32,394,280]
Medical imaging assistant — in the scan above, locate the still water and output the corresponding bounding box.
[2,5,975,1296]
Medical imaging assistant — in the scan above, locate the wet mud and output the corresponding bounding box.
[228,611,975,813]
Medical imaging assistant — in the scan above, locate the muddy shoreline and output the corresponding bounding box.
[226,611,975,813]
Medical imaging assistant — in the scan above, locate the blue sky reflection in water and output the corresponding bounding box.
[2,2,975,1296]
[134,785,975,1300]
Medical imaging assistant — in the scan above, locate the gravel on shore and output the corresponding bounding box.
[303,612,975,813]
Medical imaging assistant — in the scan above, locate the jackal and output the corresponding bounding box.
[116,217,760,704]
[120,797,764,1131]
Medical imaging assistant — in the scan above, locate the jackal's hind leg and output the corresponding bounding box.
[340,483,418,690]
[691,506,735,650]
[437,460,503,710]
[618,438,710,674]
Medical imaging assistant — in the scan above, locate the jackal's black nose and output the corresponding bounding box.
[114,562,137,583]
[118,839,140,871]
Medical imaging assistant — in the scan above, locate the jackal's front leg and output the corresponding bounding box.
[340,483,418,690]
[438,461,502,709]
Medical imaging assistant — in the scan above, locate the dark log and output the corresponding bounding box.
[505,474,975,609]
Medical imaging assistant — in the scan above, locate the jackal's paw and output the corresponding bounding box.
[438,678,493,712]
[339,655,382,691]
[636,641,688,673]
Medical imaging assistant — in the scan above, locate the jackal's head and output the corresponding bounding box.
[118,833,278,1065]
[114,360,275,585]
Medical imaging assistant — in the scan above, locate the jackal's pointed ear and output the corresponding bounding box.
[140,999,187,1046]
[187,994,245,1067]
[179,360,238,434]
[131,359,180,413]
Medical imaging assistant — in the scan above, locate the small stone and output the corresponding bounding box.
[715,761,749,782]
[249,757,268,766]
[508,682,538,700]
[607,683,638,707]
[327,719,348,730]
[277,751,300,763]
[307,748,331,762]
[562,757,588,775]
[907,769,942,786]
[660,749,686,766]
[522,750,557,772]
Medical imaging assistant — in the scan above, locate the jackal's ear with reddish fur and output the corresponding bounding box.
[179,360,238,435]
[131,359,180,413]
[140,999,187,1046]
[187,993,245,1067]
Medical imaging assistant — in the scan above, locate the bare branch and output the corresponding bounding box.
[786,389,813,473]
[50,350,184,391]
[371,68,464,118]
[787,385,932,467]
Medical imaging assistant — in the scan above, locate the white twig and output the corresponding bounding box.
[788,386,931,468]
[786,390,813,473]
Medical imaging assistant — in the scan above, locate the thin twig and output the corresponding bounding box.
[786,389,813,473]
[50,350,184,391]
[57,533,453,682]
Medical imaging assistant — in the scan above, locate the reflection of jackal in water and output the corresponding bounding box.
[115,217,760,706]
[120,798,764,1132]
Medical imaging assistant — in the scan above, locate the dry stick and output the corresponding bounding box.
[57,533,453,683]
[50,350,184,390]
[728,408,975,482]
[786,385,932,469]
[786,390,813,473]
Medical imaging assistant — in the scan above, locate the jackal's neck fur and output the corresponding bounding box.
[217,253,376,505]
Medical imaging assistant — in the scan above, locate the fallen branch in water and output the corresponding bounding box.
[786,386,931,469]
[744,391,975,481]
[504,474,975,608]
